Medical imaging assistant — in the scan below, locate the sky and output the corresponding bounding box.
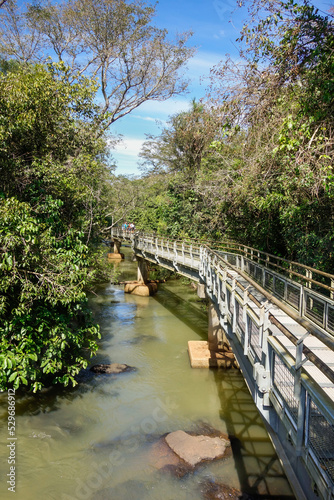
[110,0,333,177]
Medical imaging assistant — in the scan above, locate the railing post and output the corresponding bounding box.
[231,277,236,332]
[294,332,310,399]
[217,267,221,304]
[305,269,312,289]
[244,311,249,356]
[207,252,212,290]
[212,259,217,297]
[296,384,306,457]
[220,269,227,318]
[242,286,250,327]
[259,301,269,367]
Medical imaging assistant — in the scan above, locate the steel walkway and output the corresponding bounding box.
[111,228,334,500]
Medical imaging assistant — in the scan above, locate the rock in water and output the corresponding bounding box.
[165,430,228,467]
[90,363,135,374]
[201,480,250,500]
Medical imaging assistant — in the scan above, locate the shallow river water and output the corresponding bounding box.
[0,249,295,500]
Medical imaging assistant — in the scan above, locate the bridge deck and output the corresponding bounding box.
[110,229,334,500]
[224,267,334,401]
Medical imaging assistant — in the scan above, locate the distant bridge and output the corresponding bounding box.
[111,228,334,500]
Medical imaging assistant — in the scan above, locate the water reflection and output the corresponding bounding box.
[0,248,295,500]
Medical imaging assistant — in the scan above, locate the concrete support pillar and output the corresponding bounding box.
[208,302,229,352]
[113,239,121,254]
[197,283,206,299]
[137,257,149,284]
[107,238,124,260]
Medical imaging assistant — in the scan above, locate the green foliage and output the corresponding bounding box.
[128,0,334,273]
[0,62,112,391]
[0,197,100,392]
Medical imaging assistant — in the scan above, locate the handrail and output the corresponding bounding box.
[112,227,334,497]
[211,248,334,351]
[112,228,334,298]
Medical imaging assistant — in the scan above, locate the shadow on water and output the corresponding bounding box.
[212,369,295,500]
[153,283,208,338]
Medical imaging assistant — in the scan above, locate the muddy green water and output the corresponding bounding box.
[0,249,295,500]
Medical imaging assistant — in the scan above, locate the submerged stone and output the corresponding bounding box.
[201,480,251,500]
[148,438,194,478]
[90,363,136,374]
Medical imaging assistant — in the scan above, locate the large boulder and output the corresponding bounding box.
[90,363,135,374]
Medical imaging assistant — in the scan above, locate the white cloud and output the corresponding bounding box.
[113,138,145,157]
[188,51,224,72]
[138,98,191,116]
[136,116,157,122]
[132,114,167,125]
[213,30,225,39]
[111,138,144,176]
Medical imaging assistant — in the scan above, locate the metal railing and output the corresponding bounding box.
[111,228,334,499]
[112,228,334,341]
[199,244,334,500]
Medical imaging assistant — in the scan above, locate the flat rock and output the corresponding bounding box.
[148,438,194,478]
[90,363,135,374]
[165,430,228,467]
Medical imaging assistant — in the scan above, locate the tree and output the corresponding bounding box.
[135,0,334,268]
[140,100,218,179]
[0,0,195,129]
[0,62,114,391]
[137,101,230,238]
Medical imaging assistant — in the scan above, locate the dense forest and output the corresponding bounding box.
[128,0,334,273]
[0,0,333,391]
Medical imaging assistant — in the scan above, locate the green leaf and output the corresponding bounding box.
[8,372,18,382]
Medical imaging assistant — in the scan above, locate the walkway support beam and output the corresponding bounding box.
[137,257,149,284]
[113,238,121,254]
[208,302,227,351]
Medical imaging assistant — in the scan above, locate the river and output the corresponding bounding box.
[0,248,295,499]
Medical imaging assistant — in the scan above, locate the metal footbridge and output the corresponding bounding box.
[111,228,334,500]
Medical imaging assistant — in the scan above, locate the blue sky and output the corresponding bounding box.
[110,0,333,176]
